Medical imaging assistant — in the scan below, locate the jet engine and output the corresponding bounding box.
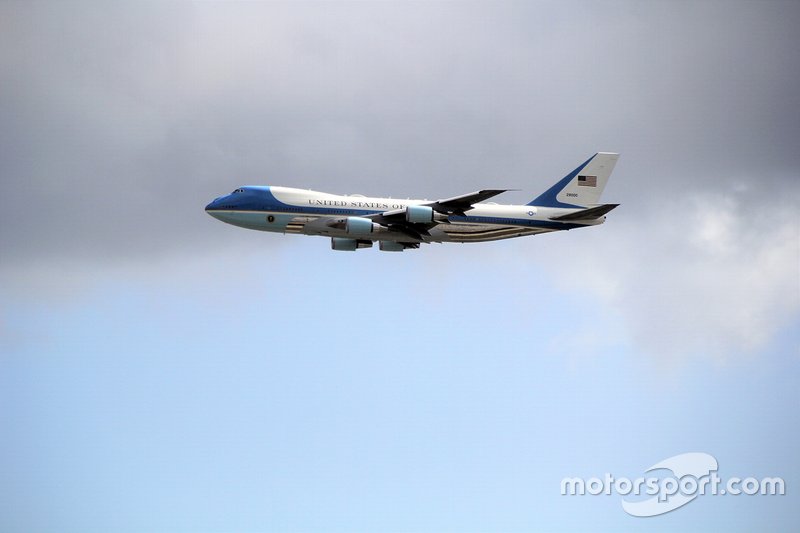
[379,241,406,252]
[405,205,434,223]
[345,216,378,235]
[331,238,373,251]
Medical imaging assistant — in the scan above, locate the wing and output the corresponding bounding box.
[549,203,619,221]
[428,189,510,216]
[364,189,510,241]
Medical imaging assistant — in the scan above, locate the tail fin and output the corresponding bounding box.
[528,152,619,208]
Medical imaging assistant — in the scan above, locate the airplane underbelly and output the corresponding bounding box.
[431,222,550,243]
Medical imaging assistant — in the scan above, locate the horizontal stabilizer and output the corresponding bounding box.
[549,203,619,221]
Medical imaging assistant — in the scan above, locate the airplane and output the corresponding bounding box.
[205,152,620,251]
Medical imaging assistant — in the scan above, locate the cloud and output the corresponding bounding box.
[1,1,798,362]
[2,1,798,263]
[547,187,800,361]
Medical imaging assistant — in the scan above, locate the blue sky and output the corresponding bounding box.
[3,241,798,531]
[1,1,799,531]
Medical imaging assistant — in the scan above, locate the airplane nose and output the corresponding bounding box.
[205,197,222,211]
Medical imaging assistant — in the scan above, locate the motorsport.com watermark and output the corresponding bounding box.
[561,452,785,517]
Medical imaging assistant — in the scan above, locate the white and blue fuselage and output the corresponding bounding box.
[205,153,620,251]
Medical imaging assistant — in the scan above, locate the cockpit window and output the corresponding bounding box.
[232,188,244,194]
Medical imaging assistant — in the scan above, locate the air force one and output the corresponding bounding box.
[205,152,620,251]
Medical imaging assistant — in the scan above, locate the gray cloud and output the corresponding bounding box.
[1,1,798,359]
[3,2,798,263]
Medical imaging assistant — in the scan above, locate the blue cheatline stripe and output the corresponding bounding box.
[527,154,595,208]
[447,216,585,230]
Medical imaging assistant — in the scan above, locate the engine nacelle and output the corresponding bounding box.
[331,238,372,251]
[405,205,434,223]
[345,216,377,235]
[379,241,406,252]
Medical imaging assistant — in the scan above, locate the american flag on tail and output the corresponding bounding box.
[578,175,597,187]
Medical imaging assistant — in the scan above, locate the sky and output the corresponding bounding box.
[1,1,798,531]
